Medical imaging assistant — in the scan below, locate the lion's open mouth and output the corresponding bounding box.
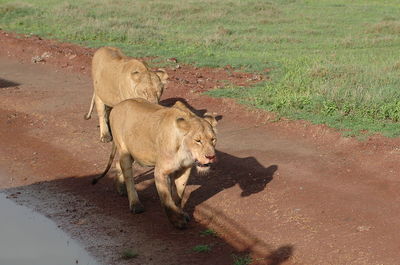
[195,160,212,168]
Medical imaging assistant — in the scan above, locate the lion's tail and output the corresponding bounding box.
[84,93,95,120]
[92,141,117,185]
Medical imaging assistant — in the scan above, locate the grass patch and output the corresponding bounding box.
[232,254,252,265]
[200,228,218,237]
[121,249,138,260]
[192,244,212,253]
[1,0,400,136]
[207,81,400,137]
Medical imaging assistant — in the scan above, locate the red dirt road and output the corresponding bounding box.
[1,31,400,265]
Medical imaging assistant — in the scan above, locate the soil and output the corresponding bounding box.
[1,29,400,265]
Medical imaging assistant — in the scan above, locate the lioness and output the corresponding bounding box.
[84,47,168,143]
[92,98,218,229]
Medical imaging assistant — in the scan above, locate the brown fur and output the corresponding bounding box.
[84,47,168,143]
[94,98,217,229]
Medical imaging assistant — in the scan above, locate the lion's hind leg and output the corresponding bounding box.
[95,95,113,143]
[119,153,145,214]
[115,160,127,196]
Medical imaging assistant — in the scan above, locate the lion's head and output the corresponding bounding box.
[130,69,168,104]
[173,102,218,173]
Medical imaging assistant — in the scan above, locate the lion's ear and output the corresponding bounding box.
[173,101,192,114]
[176,117,191,133]
[155,69,168,85]
[203,112,218,128]
[131,71,141,83]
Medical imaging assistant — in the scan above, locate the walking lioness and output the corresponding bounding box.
[84,47,168,143]
[92,98,218,229]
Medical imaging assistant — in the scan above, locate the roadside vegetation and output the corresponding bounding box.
[121,249,138,260]
[232,254,253,265]
[192,244,212,253]
[1,0,400,136]
[200,228,218,237]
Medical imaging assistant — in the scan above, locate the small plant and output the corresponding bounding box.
[121,249,138,260]
[192,244,211,253]
[232,254,252,265]
[200,229,217,237]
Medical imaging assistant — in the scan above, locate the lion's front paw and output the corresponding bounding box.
[130,202,145,214]
[183,212,190,223]
[167,210,190,229]
[100,133,113,143]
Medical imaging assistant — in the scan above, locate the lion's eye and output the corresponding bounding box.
[195,139,202,144]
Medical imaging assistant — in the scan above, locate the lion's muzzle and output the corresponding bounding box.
[195,160,212,168]
[195,154,217,173]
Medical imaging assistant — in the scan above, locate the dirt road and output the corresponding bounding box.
[1,30,400,265]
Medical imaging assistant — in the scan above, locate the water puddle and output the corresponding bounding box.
[0,193,100,265]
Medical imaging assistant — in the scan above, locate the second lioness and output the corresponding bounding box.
[84,46,168,143]
[93,98,218,229]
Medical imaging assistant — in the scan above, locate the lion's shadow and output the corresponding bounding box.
[160,97,223,120]
[188,151,276,205]
[0,78,20,88]
[135,150,276,214]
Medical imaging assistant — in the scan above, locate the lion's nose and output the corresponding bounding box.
[205,155,216,162]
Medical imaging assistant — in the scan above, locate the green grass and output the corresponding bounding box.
[121,249,138,260]
[1,0,400,136]
[200,228,218,237]
[232,254,252,265]
[192,244,212,253]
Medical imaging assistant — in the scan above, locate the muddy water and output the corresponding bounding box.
[0,193,99,265]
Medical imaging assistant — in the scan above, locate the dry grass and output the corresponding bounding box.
[367,21,400,34]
